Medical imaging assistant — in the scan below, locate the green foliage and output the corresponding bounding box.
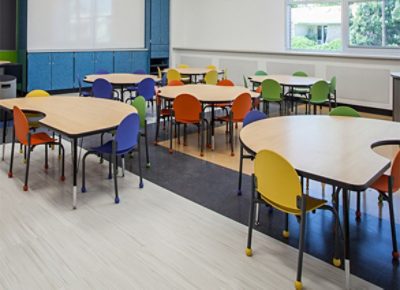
[291,36,342,51]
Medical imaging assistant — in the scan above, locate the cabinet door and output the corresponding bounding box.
[27,53,51,91]
[114,51,133,73]
[150,0,161,45]
[133,51,149,73]
[51,53,74,90]
[74,52,95,88]
[160,0,169,45]
[94,52,114,73]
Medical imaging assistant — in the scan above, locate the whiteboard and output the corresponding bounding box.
[28,0,145,51]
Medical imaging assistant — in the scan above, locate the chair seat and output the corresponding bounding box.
[215,102,231,108]
[370,174,397,193]
[175,118,200,124]
[264,98,282,102]
[216,115,244,123]
[22,132,56,146]
[126,85,138,92]
[161,108,172,116]
[261,194,326,215]
[81,91,91,97]
[91,140,136,155]
[310,99,328,105]
[293,88,309,94]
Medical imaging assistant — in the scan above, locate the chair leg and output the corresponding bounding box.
[137,135,144,188]
[59,143,65,181]
[24,145,31,191]
[8,129,15,178]
[100,133,104,164]
[144,122,150,168]
[246,175,256,257]
[45,143,49,170]
[121,156,125,177]
[183,124,187,146]
[112,147,119,204]
[58,135,62,159]
[295,195,307,290]
[200,118,204,157]
[332,187,342,267]
[108,156,112,179]
[237,145,244,195]
[356,191,361,222]
[283,213,290,238]
[169,118,174,154]
[230,120,234,157]
[81,151,92,193]
[388,177,399,259]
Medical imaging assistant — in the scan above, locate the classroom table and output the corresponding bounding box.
[84,73,161,101]
[163,68,224,83]
[240,115,400,289]
[0,61,11,65]
[0,96,137,209]
[157,84,259,149]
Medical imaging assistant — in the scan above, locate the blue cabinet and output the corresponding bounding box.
[133,51,149,73]
[94,52,114,73]
[114,51,133,73]
[27,53,51,91]
[74,52,95,88]
[150,0,169,59]
[52,53,74,90]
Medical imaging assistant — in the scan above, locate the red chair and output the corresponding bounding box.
[216,93,252,156]
[155,81,185,145]
[370,150,400,259]
[169,94,208,157]
[217,79,235,86]
[8,106,65,191]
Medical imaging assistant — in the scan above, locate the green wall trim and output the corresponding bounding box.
[0,51,17,62]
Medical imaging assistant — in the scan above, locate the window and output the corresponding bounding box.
[348,0,400,48]
[287,0,400,52]
[288,1,342,51]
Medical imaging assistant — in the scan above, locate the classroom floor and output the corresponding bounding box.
[0,96,399,289]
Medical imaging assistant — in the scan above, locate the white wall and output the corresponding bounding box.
[170,0,400,110]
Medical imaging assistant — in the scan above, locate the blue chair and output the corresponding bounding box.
[237,110,267,195]
[92,79,114,99]
[125,69,148,97]
[96,69,110,75]
[76,74,91,97]
[81,113,143,203]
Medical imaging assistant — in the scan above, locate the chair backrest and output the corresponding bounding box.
[26,90,50,98]
[217,79,235,86]
[157,66,162,79]
[330,76,337,94]
[207,65,217,70]
[168,80,184,86]
[137,78,156,102]
[293,71,308,77]
[178,64,189,68]
[243,110,267,127]
[167,69,181,83]
[115,113,140,151]
[243,75,248,88]
[261,79,281,101]
[96,69,109,75]
[329,106,360,117]
[173,94,202,123]
[391,150,400,192]
[13,106,29,144]
[255,70,268,76]
[92,79,113,99]
[133,69,146,75]
[204,70,218,85]
[310,80,329,103]
[231,93,252,121]
[255,150,302,214]
[131,96,146,128]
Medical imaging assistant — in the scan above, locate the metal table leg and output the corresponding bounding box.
[343,188,351,290]
[2,110,8,161]
[72,138,78,209]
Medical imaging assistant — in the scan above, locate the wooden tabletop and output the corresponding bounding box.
[392,72,400,79]
[240,115,400,190]
[249,74,324,87]
[163,68,224,75]
[0,61,11,66]
[158,84,259,103]
[84,73,160,85]
[0,97,137,137]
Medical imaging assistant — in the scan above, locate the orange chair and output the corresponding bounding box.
[216,93,252,156]
[217,79,235,86]
[155,81,185,144]
[215,79,235,122]
[8,106,65,191]
[370,150,400,259]
[169,94,208,156]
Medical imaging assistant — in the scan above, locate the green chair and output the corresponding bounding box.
[291,71,309,113]
[308,80,330,114]
[329,76,337,108]
[132,96,150,168]
[329,106,362,221]
[255,70,267,76]
[293,71,308,77]
[261,79,284,115]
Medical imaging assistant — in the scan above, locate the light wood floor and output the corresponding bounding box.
[0,142,379,289]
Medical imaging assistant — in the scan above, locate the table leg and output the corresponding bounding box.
[120,85,124,102]
[72,138,78,209]
[155,98,161,144]
[211,104,215,150]
[342,188,351,290]
[2,110,8,161]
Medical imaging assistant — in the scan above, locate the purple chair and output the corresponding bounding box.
[81,113,143,204]
[92,79,113,99]
[125,69,148,97]
[126,78,156,105]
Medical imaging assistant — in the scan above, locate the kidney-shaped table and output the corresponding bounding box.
[240,115,400,289]
[0,97,137,209]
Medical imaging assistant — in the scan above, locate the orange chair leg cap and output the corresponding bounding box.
[200,153,204,157]
[294,281,302,290]
[245,248,252,257]
[23,185,28,191]
[282,230,290,239]
[60,176,66,182]
[392,251,399,260]
[8,172,13,178]
[333,258,341,267]
[169,149,173,154]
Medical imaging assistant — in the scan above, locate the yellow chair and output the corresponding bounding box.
[25,90,50,128]
[157,66,162,79]
[206,65,217,70]
[26,90,50,98]
[178,64,189,68]
[167,69,181,83]
[246,150,341,290]
[204,70,218,85]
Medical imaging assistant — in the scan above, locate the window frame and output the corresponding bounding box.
[286,0,400,54]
